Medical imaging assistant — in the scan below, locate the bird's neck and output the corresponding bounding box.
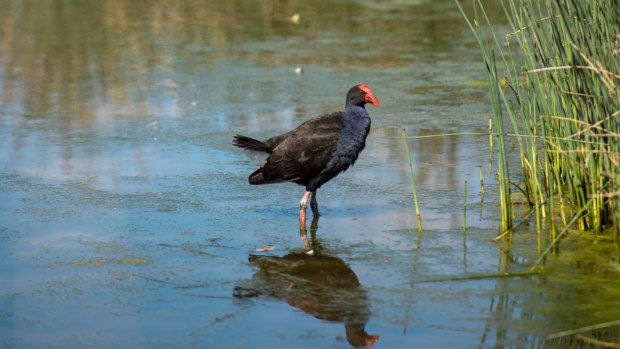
[346,100,365,107]
[345,104,368,116]
[341,105,371,132]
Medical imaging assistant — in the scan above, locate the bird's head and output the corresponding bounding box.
[346,84,380,108]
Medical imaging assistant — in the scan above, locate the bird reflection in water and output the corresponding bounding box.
[234,218,379,348]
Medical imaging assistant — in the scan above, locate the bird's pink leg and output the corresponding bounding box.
[299,191,311,228]
[310,191,320,217]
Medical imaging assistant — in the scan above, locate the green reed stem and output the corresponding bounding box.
[458,0,619,238]
[402,128,423,232]
[493,209,536,242]
[413,270,540,284]
[547,319,620,340]
[488,120,494,173]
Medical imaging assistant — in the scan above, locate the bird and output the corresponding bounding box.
[233,84,380,227]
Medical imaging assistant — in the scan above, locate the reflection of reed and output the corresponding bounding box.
[234,223,379,347]
[477,236,620,348]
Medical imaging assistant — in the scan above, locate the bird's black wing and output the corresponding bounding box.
[252,112,344,184]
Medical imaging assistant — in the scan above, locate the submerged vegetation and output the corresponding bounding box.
[458,0,620,236]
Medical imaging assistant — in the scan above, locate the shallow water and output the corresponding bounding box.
[2,1,620,348]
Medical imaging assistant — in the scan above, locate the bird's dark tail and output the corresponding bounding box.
[248,168,266,185]
[233,135,273,153]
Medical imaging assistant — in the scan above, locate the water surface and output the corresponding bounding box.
[2,1,620,348]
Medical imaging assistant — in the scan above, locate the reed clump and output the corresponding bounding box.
[458,0,620,233]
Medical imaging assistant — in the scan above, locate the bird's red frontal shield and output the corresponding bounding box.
[358,84,380,107]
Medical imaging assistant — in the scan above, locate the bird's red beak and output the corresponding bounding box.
[358,84,380,107]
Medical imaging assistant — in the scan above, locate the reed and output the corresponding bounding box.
[488,118,493,164]
[413,270,540,284]
[547,319,620,340]
[457,2,513,231]
[402,129,423,232]
[457,0,620,234]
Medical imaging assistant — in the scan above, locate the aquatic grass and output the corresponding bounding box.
[457,1,514,232]
[402,128,423,232]
[412,269,540,284]
[488,118,493,165]
[547,319,620,340]
[492,209,535,242]
[457,0,620,238]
